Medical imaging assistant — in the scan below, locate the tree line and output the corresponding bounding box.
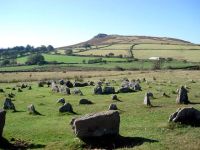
[0,45,54,66]
[0,45,54,60]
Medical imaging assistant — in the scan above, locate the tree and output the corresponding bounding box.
[65,49,73,55]
[47,45,54,51]
[82,59,86,64]
[83,43,91,49]
[1,59,10,66]
[25,45,34,51]
[128,44,136,58]
[108,52,114,57]
[26,54,46,65]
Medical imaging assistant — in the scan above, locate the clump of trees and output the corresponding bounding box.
[87,58,106,64]
[65,49,73,55]
[152,60,163,70]
[26,54,46,65]
[83,43,91,49]
[0,59,17,66]
[0,45,54,60]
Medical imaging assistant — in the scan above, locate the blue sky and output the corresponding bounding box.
[0,0,199,48]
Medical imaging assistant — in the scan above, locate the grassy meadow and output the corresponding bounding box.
[77,49,200,62]
[1,70,200,149]
[0,52,198,72]
[73,43,200,62]
[0,60,197,72]
[17,54,126,64]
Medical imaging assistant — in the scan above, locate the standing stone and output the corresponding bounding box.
[57,98,65,104]
[3,98,16,111]
[94,86,103,94]
[176,86,190,104]
[59,103,73,113]
[66,80,73,88]
[38,81,44,87]
[51,82,59,93]
[27,104,37,115]
[18,88,22,92]
[112,95,118,100]
[0,88,4,93]
[109,104,118,110]
[73,88,83,96]
[71,110,120,138]
[59,79,65,85]
[97,81,103,86]
[88,81,95,86]
[47,81,51,87]
[59,86,71,95]
[103,86,115,94]
[132,82,142,91]
[0,109,6,137]
[144,93,152,106]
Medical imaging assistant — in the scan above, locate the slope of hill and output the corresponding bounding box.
[59,33,194,49]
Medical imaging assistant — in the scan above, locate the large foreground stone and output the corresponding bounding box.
[71,110,120,139]
[169,107,200,126]
[0,109,6,137]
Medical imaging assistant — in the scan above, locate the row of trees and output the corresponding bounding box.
[0,45,54,59]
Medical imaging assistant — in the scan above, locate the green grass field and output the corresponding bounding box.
[0,59,197,72]
[77,49,200,62]
[1,70,200,149]
[17,54,126,64]
[73,43,200,62]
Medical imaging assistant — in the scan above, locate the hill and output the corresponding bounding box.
[59,33,194,50]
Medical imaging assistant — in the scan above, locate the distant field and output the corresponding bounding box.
[77,50,128,56]
[17,54,126,64]
[77,49,200,62]
[82,43,200,50]
[70,43,200,62]
[0,60,197,72]
[0,71,129,82]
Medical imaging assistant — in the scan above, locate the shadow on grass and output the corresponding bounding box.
[114,99,123,102]
[34,110,44,116]
[12,110,26,113]
[189,102,200,105]
[0,137,45,150]
[144,105,162,108]
[151,105,162,108]
[81,135,158,149]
